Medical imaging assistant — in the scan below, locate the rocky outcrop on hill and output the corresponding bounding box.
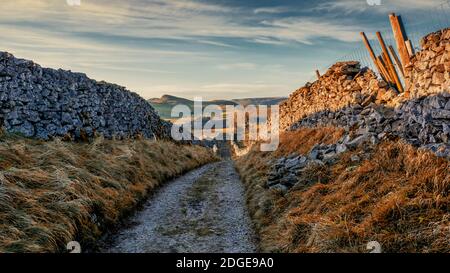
[0,52,171,140]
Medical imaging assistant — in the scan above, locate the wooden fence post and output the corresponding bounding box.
[405,40,415,57]
[376,32,404,92]
[360,32,386,82]
[389,45,405,78]
[377,56,392,83]
[389,13,411,71]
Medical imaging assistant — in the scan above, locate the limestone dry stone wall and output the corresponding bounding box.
[269,92,450,193]
[272,92,450,193]
[270,29,450,193]
[0,52,171,140]
[406,28,450,98]
[280,29,450,150]
[279,62,398,131]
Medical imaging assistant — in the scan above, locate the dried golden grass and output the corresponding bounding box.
[275,127,345,157]
[0,132,216,253]
[236,127,450,253]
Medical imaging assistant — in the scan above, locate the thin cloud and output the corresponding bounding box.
[0,0,373,46]
[261,17,363,44]
[217,63,257,70]
[197,40,237,48]
[312,0,446,14]
[254,7,291,14]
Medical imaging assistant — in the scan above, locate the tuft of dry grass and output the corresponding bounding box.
[0,131,217,253]
[275,127,345,157]
[236,127,450,253]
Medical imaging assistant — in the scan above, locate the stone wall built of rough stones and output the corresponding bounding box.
[405,28,450,98]
[279,62,399,132]
[0,52,171,140]
[280,29,450,139]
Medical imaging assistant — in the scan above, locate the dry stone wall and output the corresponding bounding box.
[0,52,171,140]
[292,93,450,151]
[280,29,450,151]
[270,93,450,193]
[279,62,398,131]
[406,28,450,98]
[271,29,450,193]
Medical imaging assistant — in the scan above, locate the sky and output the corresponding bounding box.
[0,0,447,100]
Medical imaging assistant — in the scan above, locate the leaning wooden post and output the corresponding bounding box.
[405,40,415,57]
[376,31,404,92]
[389,13,410,71]
[389,45,405,78]
[377,56,392,83]
[360,32,386,82]
[315,70,321,80]
[381,52,391,76]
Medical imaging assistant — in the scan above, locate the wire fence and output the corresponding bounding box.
[308,0,450,83]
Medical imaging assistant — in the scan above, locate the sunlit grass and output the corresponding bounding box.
[236,127,450,253]
[0,131,216,253]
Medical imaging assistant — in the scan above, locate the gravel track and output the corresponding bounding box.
[101,160,256,253]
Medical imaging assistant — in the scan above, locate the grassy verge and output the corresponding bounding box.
[235,127,449,253]
[0,132,217,253]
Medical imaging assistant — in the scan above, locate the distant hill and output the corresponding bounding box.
[149,94,195,106]
[232,97,287,107]
[148,95,287,120]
